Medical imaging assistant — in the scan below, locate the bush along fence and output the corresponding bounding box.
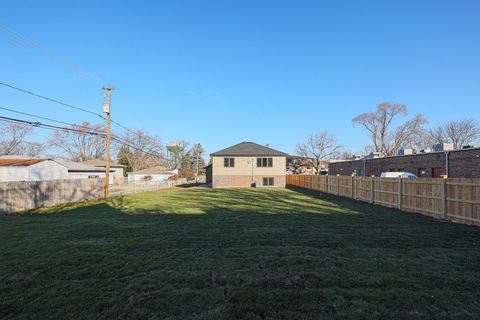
[0,178,105,214]
[287,175,480,226]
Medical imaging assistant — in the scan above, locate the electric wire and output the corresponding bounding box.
[0,114,165,159]
[0,81,105,119]
[0,23,108,84]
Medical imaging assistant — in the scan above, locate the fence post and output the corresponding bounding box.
[337,174,340,195]
[325,175,329,194]
[441,178,447,219]
[370,176,375,204]
[398,177,403,210]
[351,176,355,199]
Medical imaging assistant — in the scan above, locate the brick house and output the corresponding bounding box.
[208,142,288,188]
[329,147,480,178]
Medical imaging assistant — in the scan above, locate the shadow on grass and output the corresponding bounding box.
[1,187,479,319]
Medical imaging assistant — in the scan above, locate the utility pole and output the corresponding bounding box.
[102,86,114,198]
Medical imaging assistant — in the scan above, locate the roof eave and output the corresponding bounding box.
[210,153,288,157]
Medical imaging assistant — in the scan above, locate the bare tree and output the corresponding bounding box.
[15,142,44,157]
[353,102,428,156]
[340,150,353,160]
[48,122,106,161]
[116,129,163,172]
[295,131,342,174]
[429,119,480,148]
[0,123,44,157]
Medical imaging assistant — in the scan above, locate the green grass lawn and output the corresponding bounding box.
[1,187,479,320]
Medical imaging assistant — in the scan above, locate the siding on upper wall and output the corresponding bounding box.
[0,166,29,181]
[92,166,124,180]
[112,167,124,179]
[28,161,68,181]
[69,172,114,184]
[212,156,286,176]
[127,173,171,182]
[0,160,68,182]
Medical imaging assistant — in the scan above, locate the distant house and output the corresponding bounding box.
[0,158,67,182]
[0,156,113,183]
[127,166,178,182]
[53,159,114,184]
[84,159,126,181]
[208,141,288,188]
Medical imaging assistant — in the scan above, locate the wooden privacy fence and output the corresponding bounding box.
[287,175,480,226]
[0,178,105,213]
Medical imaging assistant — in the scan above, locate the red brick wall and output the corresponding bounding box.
[205,165,212,185]
[329,148,480,178]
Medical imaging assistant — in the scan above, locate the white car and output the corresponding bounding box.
[380,172,418,179]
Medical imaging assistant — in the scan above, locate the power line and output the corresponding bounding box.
[0,105,131,145]
[0,81,141,138]
[0,115,105,136]
[0,25,146,141]
[0,81,105,119]
[0,114,165,159]
[0,106,124,144]
[110,119,131,131]
[0,23,108,84]
[0,81,166,157]
[0,105,107,135]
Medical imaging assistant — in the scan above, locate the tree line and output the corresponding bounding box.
[296,102,480,174]
[0,121,206,178]
[2,102,478,177]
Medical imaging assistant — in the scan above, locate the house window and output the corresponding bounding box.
[224,158,235,167]
[263,177,274,186]
[257,157,273,167]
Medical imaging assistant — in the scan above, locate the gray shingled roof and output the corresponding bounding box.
[84,159,127,168]
[53,159,113,173]
[210,142,288,157]
[129,166,174,175]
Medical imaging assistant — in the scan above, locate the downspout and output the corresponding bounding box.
[445,151,450,177]
[251,157,254,184]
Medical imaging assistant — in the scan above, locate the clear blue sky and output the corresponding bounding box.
[1,0,479,156]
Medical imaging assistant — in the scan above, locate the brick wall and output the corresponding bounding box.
[212,175,286,188]
[448,148,480,178]
[205,165,212,185]
[329,148,480,178]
